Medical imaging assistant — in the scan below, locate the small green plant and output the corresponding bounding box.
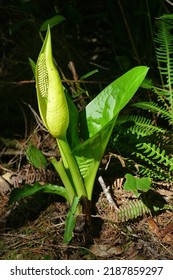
[9,26,148,242]
[114,174,172,222]
[119,174,152,221]
[98,174,172,223]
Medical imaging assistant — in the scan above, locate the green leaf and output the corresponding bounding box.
[9,182,68,204]
[28,58,36,77]
[124,174,138,196]
[74,66,149,199]
[64,196,79,243]
[159,14,173,20]
[73,121,114,199]
[26,145,47,169]
[80,69,98,80]
[65,91,80,149]
[124,174,151,197]
[51,157,75,203]
[40,15,66,31]
[79,66,149,140]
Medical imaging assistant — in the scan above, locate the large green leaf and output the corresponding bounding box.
[9,182,68,204]
[74,66,149,199]
[79,66,149,140]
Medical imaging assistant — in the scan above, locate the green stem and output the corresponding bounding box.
[57,137,87,199]
[51,157,75,204]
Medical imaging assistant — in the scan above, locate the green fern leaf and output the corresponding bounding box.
[117,115,165,138]
[155,18,173,112]
[135,142,173,181]
[133,101,173,124]
[116,199,151,222]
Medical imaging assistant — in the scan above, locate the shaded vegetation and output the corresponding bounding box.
[0,0,173,260]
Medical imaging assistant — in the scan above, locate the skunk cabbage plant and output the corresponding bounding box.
[9,26,149,242]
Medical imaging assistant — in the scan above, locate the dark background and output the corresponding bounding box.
[0,0,172,138]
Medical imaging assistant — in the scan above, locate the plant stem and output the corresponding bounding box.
[50,157,75,204]
[57,138,87,199]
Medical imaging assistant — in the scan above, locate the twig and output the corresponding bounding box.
[24,103,47,132]
[166,0,173,6]
[0,79,108,86]
[105,152,126,170]
[98,176,118,209]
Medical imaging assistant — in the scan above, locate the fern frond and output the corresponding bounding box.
[117,115,165,138]
[155,19,173,87]
[133,101,173,125]
[137,143,171,166]
[136,160,172,182]
[155,18,173,112]
[137,165,160,180]
[136,143,173,167]
[152,86,172,110]
[115,199,151,222]
[135,142,173,181]
[114,197,172,222]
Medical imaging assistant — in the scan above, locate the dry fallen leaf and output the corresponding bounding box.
[148,218,160,237]
[148,218,173,243]
[90,244,123,257]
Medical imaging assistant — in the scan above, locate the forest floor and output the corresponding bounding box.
[0,0,173,261]
[0,130,173,260]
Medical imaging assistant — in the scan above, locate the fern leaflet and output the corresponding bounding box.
[135,142,173,181]
[117,115,165,138]
[133,101,173,125]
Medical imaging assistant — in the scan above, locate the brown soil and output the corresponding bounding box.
[0,131,173,260]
